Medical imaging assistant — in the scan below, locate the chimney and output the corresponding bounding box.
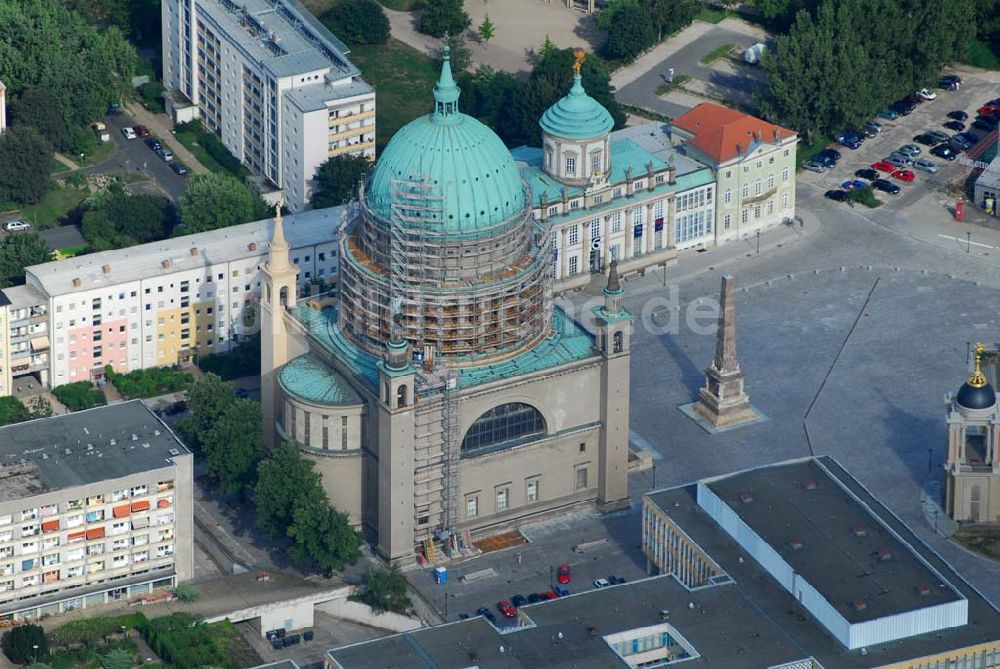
[161,259,171,270]
[190,247,199,257]
[773,129,780,142]
[0,81,6,135]
[736,142,743,155]
[72,277,81,288]
[101,264,111,275]
[248,242,258,252]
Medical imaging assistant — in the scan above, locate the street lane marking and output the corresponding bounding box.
[938,234,995,249]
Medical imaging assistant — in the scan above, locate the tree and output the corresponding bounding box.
[0,126,53,205]
[201,399,263,495]
[0,397,31,426]
[27,395,53,420]
[287,500,362,572]
[1,624,48,664]
[9,89,73,151]
[537,35,559,63]
[82,185,172,250]
[0,233,50,289]
[419,0,471,38]
[478,15,495,47]
[602,3,656,60]
[310,155,372,209]
[326,0,390,45]
[443,33,473,73]
[254,441,325,539]
[648,0,698,42]
[176,373,234,448]
[177,173,270,235]
[99,648,134,669]
[353,564,413,614]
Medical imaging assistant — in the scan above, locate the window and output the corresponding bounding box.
[742,183,749,198]
[568,255,579,276]
[754,179,762,196]
[782,167,789,181]
[496,488,509,511]
[612,211,623,232]
[782,193,790,209]
[527,480,539,503]
[591,153,601,173]
[568,225,579,246]
[576,467,589,490]
[723,189,731,204]
[724,214,731,230]
[767,174,775,189]
[591,219,601,239]
[565,156,576,176]
[466,497,478,519]
[754,205,761,219]
[461,403,546,453]
[725,170,732,178]
[741,209,749,224]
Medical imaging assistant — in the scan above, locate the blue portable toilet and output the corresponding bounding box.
[435,567,448,585]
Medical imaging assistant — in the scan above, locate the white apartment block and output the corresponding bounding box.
[0,207,344,394]
[0,401,192,621]
[162,0,375,211]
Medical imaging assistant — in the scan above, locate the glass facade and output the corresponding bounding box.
[461,403,546,453]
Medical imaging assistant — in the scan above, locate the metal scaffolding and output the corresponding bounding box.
[440,374,460,547]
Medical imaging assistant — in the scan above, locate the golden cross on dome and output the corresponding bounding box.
[572,47,586,75]
[969,342,988,388]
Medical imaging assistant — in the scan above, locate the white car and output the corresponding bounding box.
[3,220,31,232]
[917,88,937,101]
[593,578,611,589]
[914,158,937,173]
[121,126,137,140]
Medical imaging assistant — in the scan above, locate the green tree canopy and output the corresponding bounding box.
[0,126,53,205]
[310,154,372,209]
[602,3,656,60]
[9,89,74,151]
[82,184,172,250]
[443,33,473,73]
[176,373,234,449]
[254,441,325,539]
[353,564,413,614]
[288,500,362,572]
[0,396,30,427]
[1,624,48,664]
[326,0,390,45]
[647,0,699,41]
[201,399,263,495]
[0,232,50,289]
[177,173,270,235]
[478,15,495,46]
[419,0,471,38]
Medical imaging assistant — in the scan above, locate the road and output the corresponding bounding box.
[99,111,190,202]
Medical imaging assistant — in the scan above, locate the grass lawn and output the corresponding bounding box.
[695,5,729,23]
[77,139,117,168]
[50,159,71,174]
[0,184,88,231]
[174,124,231,175]
[700,43,736,65]
[963,40,1000,69]
[347,38,439,152]
[655,74,692,97]
[954,529,1000,561]
[795,133,833,171]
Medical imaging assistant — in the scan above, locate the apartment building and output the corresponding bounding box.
[162,0,375,211]
[0,207,344,393]
[0,401,193,621]
[671,103,798,243]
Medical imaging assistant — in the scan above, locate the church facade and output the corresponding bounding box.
[261,49,631,563]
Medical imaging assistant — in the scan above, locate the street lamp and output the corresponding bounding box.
[967,231,972,254]
[549,565,554,590]
[756,229,761,256]
[32,644,38,663]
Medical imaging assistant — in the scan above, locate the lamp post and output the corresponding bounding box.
[549,565,554,591]
[32,644,38,663]
[756,229,761,256]
[967,231,972,254]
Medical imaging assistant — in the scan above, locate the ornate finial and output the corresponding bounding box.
[572,47,586,76]
[606,260,621,293]
[969,342,988,388]
[433,34,460,121]
[274,197,283,226]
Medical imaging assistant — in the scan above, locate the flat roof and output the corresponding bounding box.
[0,284,44,310]
[197,0,357,80]
[701,458,961,623]
[976,155,1000,190]
[0,401,189,503]
[27,206,345,297]
[285,78,374,113]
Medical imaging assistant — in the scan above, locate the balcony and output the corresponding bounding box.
[328,140,375,158]
[328,125,370,143]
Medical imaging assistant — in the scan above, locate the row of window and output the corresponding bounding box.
[0,545,175,592]
[7,484,169,526]
[464,465,590,519]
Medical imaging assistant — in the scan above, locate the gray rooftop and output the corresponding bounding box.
[0,284,44,310]
[700,458,962,624]
[285,78,374,113]
[27,206,345,296]
[611,122,714,177]
[0,401,189,503]
[197,0,357,80]
[976,154,1000,191]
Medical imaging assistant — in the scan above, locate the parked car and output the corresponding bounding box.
[476,607,497,623]
[836,131,863,149]
[497,600,516,617]
[170,162,188,175]
[801,161,826,173]
[864,119,884,134]
[554,586,570,597]
[107,101,122,114]
[939,79,960,91]
[877,109,899,120]
[906,93,925,105]
[3,220,31,232]
[540,591,559,600]
[527,593,543,604]
[886,155,912,168]
[913,133,938,146]
[816,148,841,165]
[898,144,921,157]
[825,190,848,202]
[943,120,965,132]
[959,131,980,144]
[891,169,915,183]
[121,126,137,140]
[155,147,175,162]
[159,400,187,416]
[557,565,571,585]
[914,158,937,173]
[926,130,950,143]
[855,168,880,180]
[949,134,972,150]
[941,74,962,85]
[609,576,627,585]
[511,595,528,608]
[871,160,896,173]
[973,116,999,132]
[593,578,611,589]
[930,144,957,161]
[841,179,867,191]
[947,110,969,121]
[872,179,901,195]
[145,137,162,151]
[977,103,1000,117]
[917,88,937,101]
[893,99,917,115]
[134,125,151,138]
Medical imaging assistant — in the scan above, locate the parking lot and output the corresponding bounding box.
[101,110,191,202]
[796,72,998,211]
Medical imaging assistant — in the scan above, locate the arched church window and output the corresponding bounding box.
[613,331,623,353]
[461,402,546,453]
[279,286,289,307]
[397,384,408,407]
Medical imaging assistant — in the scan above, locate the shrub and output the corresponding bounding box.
[351,564,413,614]
[138,613,235,669]
[138,82,166,114]
[197,335,260,380]
[0,396,30,426]
[327,0,390,45]
[172,585,200,602]
[419,0,471,38]
[105,365,193,400]
[52,381,106,411]
[200,132,243,176]
[2,624,48,664]
[50,613,145,648]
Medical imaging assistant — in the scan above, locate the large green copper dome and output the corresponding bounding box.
[540,74,614,140]
[364,47,526,233]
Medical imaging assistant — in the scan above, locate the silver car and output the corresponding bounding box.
[914,158,937,173]
[886,154,913,168]
[865,119,884,134]
[898,144,921,157]
[802,161,826,173]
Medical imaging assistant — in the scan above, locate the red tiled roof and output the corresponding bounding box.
[672,103,797,163]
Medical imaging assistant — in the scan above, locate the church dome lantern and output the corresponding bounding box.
[956,343,997,415]
[539,48,615,186]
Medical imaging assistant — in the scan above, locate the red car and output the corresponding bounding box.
[540,591,559,600]
[871,160,895,173]
[497,600,516,617]
[978,104,1000,117]
[557,565,571,585]
[134,124,151,139]
[891,169,915,183]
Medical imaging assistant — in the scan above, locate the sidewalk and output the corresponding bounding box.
[610,20,715,90]
[53,153,82,171]
[125,102,209,176]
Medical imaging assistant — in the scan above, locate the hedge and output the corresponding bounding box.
[104,365,193,400]
[51,382,106,412]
